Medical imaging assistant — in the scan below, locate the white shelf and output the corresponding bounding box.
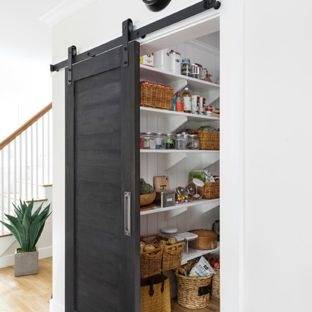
[140,106,219,121]
[140,149,219,154]
[140,198,219,216]
[181,246,220,265]
[140,64,220,92]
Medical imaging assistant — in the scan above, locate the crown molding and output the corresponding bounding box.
[188,39,220,55]
[39,0,97,27]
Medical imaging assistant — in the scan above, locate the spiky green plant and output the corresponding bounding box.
[0,200,51,253]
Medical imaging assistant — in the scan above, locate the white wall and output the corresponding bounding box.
[243,1,312,311]
[0,1,55,140]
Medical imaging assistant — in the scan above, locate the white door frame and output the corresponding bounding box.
[140,3,245,312]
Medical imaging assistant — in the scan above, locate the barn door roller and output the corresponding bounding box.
[50,0,221,72]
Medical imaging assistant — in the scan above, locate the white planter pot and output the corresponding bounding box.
[15,250,38,277]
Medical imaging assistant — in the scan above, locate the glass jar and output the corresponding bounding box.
[155,133,165,149]
[187,134,199,150]
[165,133,175,149]
[175,133,188,150]
[181,58,191,76]
[149,132,157,150]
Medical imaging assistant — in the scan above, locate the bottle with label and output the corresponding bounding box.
[181,86,192,113]
[176,92,184,112]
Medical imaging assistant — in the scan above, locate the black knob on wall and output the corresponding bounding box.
[143,0,172,12]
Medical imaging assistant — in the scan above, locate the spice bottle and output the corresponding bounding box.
[182,87,192,113]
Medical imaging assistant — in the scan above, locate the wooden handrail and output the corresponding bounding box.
[0,103,52,150]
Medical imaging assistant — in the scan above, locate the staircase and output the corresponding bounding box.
[0,103,52,236]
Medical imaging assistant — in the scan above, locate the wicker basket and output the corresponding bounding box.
[162,242,184,272]
[176,272,212,309]
[198,129,219,150]
[141,247,163,279]
[141,275,171,312]
[190,229,218,250]
[140,192,156,207]
[141,81,173,110]
[212,269,220,299]
[201,181,219,200]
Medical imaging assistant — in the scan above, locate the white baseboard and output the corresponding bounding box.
[49,299,65,312]
[0,245,52,269]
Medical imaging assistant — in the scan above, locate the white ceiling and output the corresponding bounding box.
[0,0,62,60]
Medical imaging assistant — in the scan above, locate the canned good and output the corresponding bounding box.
[140,133,146,149]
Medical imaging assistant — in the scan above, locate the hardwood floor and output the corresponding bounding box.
[0,258,52,312]
[173,297,220,312]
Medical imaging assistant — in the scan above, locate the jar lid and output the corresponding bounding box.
[188,134,198,138]
[160,227,178,234]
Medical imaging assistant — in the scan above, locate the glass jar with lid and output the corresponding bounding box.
[165,133,175,149]
[187,134,199,150]
[155,133,165,149]
[175,133,188,150]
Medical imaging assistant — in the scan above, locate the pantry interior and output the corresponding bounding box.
[139,13,220,312]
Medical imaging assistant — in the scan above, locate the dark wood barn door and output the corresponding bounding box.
[65,41,140,312]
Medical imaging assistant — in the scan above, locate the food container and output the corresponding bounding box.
[140,54,154,67]
[153,176,169,192]
[165,133,175,149]
[190,229,218,250]
[191,95,199,114]
[145,132,156,149]
[168,50,181,75]
[190,63,200,79]
[175,133,188,150]
[141,132,152,149]
[155,133,165,149]
[187,134,199,150]
[200,67,209,80]
[156,190,176,208]
[198,97,205,114]
[181,58,191,76]
[154,48,170,71]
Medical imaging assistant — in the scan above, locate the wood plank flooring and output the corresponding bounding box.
[0,258,52,312]
[173,297,220,312]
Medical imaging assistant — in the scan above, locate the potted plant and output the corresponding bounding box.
[0,200,51,277]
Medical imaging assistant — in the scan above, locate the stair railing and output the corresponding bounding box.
[0,103,52,235]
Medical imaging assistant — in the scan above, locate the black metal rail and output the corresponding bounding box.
[50,0,221,72]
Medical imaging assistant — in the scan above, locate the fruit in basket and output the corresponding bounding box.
[140,179,154,195]
[144,244,156,252]
[167,237,177,245]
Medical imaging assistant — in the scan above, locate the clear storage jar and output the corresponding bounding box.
[175,133,188,150]
[165,133,175,149]
[187,134,199,150]
[155,133,165,149]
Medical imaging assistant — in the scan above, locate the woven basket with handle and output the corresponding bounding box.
[212,269,220,299]
[141,247,163,279]
[162,242,184,272]
[141,274,171,312]
[176,272,212,309]
[201,181,219,199]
